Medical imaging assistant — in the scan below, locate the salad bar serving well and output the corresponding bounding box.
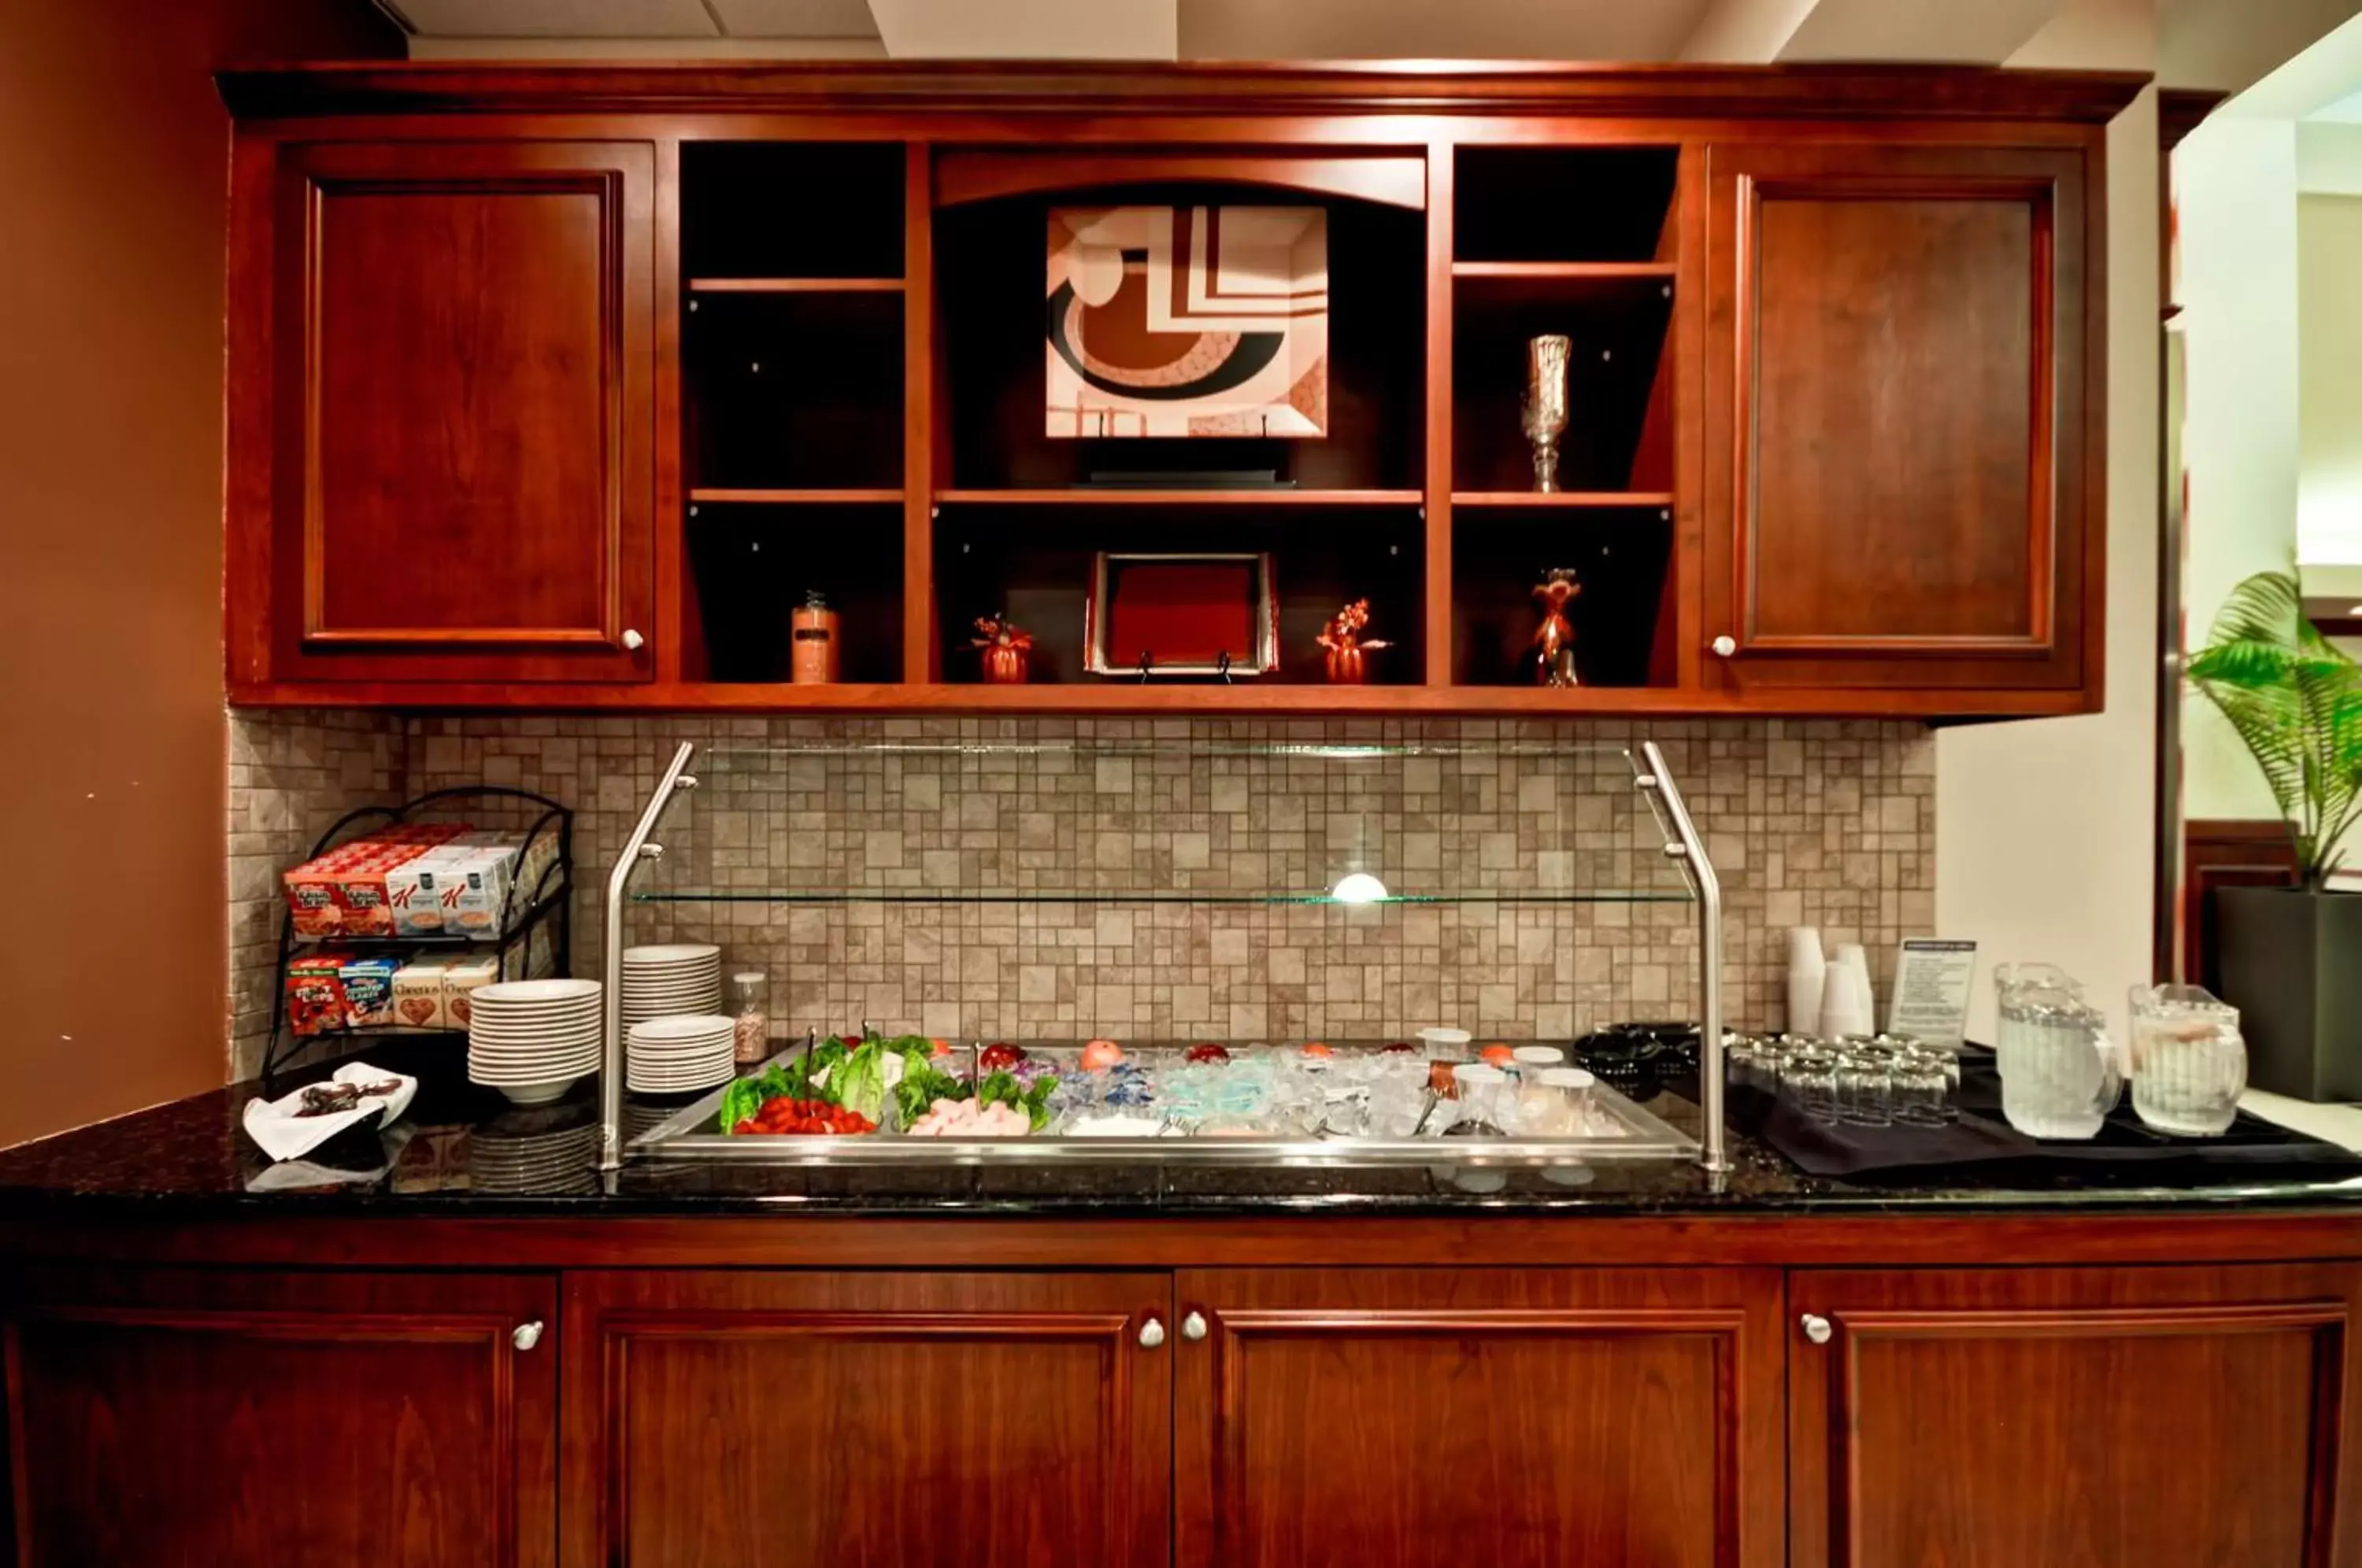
[636,1030,1696,1165]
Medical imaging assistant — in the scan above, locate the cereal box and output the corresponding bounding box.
[442,956,502,1030]
[391,960,451,1030]
[286,952,352,1037]
[339,955,402,1028]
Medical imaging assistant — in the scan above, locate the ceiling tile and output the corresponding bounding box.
[392,0,721,38]
[707,0,880,37]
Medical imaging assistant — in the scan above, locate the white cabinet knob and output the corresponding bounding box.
[1800,1313,1832,1345]
[621,628,646,651]
[1711,635,1737,658]
[1181,1311,1209,1341]
[1138,1316,1166,1349]
[512,1320,545,1352]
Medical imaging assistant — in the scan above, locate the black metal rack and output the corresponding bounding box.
[263,786,575,1085]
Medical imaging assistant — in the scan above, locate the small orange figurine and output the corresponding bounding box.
[1531,568,1581,687]
[972,615,1033,685]
[1316,599,1392,684]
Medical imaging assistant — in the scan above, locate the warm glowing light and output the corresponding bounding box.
[1330,871,1390,904]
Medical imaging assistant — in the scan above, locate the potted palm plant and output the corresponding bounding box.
[2186,568,2362,1099]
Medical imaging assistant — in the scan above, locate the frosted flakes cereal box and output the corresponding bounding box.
[339,955,402,1028]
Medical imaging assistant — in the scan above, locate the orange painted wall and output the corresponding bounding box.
[0,0,400,1147]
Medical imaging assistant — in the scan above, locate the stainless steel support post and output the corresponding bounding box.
[600,741,698,1171]
[1639,741,1728,1174]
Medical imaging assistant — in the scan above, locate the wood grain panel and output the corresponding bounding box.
[1175,1267,1784,1568]
[2,1267,555,1568]
[1789,1263,2362,1568]
[267,139,654,683]
[1704,142,2090,692]
[2182,819,2301,992]
[562,1270,1172,1568]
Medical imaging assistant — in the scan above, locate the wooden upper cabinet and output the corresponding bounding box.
[2,1265,557,1568]
[1789,1263,2362,1568]
[233,139,656,686]
[1702,140,2097,696]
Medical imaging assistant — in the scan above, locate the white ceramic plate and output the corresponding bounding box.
[623,944,720,963]
[473,978,601,1005]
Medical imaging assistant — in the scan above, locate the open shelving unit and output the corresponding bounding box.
[672,138,1687,708]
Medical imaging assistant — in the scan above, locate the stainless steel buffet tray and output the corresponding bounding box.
[626,1056,1700,1167]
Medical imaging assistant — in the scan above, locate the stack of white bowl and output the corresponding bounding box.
[466,978,603,1106]
[627,1015,736,1095]
[469,1111,600,1194]
[622,944,724,1026]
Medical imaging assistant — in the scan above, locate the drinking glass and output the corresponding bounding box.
[1782,1047,1842,1124]
[2127,983,2246,1137]
[1835,1046,1895,1127]
[1890,1048,1954,1126]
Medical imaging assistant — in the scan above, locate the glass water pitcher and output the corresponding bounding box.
[2126,983,2246,1137]
[1993,963,2121,1140]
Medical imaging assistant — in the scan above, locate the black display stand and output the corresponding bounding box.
[262,787,573,1085]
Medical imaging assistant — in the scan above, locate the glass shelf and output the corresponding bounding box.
[630,738,1700,908]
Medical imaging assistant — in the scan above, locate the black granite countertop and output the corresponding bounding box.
[5,1038,2362,1219]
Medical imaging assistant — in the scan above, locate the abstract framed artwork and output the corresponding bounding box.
[1046,205,1329,438]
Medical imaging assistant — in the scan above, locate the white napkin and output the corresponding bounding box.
[242,1062,420,1163]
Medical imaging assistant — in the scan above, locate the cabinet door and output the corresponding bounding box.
[1174,1267,1785,1568]
[562,1270,1172,1568]
[2,1266,557,1567]
[257,139,655,684]
[1790,1263,2362,1567]
[1702,140,2095,695]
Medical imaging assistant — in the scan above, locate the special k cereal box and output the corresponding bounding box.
[386,852,457,937]
[436,849,509,938]
[391,960,450,1030]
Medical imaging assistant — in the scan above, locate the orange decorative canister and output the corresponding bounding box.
[790,590,839,684]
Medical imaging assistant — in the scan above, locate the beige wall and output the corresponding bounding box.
[1937,27,2160,1040]
[0,0,398,1148]
[2301,193,2362,568]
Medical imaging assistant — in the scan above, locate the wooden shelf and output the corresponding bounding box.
[935,489,1423,507]
[1452,261,1675,281]
[687,277,904,294]
[689,488,903,505]
[1453,491,1674,510]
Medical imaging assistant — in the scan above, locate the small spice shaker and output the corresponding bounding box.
[731,971,771,1067]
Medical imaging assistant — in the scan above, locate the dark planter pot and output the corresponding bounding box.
[2215,885,2362,1100]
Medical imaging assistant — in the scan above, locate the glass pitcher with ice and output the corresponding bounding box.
[2126,983,2246,1137]
[1993,963,2121,1139]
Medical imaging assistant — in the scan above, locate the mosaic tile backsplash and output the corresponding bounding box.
[226,713,1934,1078]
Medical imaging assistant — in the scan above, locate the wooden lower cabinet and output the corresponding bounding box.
[1788,1263,2362,1568]
[1172,1267,1787,1568]
[13,1256,2362,1564]
[559,1269,1172,1568]
[1,1266,557,1568]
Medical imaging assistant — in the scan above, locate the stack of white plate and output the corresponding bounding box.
[467,978,604,1106]
[627,1015,735,1095]
[623,944,723,1026]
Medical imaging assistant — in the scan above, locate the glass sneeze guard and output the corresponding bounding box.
[599,737,1726,1174]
